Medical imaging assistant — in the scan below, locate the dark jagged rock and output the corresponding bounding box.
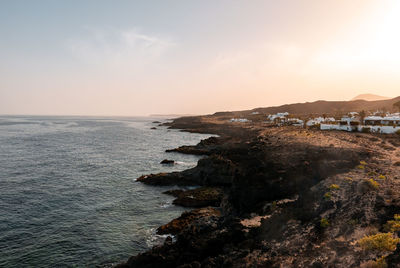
[160,159,174,165]
[163,187,223,208]
[162,189,183,197]
[136,173,197,186]
[152,121,161,124]
[166,136,226,155]
[151,127,157,130]
[156,207,221,235]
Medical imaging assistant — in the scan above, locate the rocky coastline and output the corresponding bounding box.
[117,115,400,267]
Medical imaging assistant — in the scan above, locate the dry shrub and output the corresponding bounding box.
[360,257,387,268]
[358,233,399,252]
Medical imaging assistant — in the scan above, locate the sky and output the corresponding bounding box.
[1,0,400,116]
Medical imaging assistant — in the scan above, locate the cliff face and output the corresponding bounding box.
[118,118,400,268]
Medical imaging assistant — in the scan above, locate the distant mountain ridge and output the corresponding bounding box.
[212,96,400,117]
[248,96,400,115]
[351,94,390,101]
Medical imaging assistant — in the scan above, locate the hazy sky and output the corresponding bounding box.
[1,0,400,116]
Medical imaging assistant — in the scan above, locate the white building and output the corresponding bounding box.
[364,114,400,126]
[340,115,360,126]
[306,117,336,126]
[230,118,251,123]
[267,112,289,123]
[321,113,400,134]
[287,118,304,126]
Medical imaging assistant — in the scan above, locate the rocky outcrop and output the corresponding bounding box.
[156,207,221,235]
[137,154,236,187]
[165,136,226,155]
[121,116,400,267]
[160,159,174,165]
[136,173,197,186]
[163,187,223,207]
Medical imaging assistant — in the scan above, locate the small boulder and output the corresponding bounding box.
[160,159,175,165]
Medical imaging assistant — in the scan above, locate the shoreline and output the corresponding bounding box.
[117,115,400,267]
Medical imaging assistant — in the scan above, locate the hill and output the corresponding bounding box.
[222,96,400,117]
[351,93,390,101]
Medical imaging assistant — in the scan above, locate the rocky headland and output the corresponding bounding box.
[117,115,400,267]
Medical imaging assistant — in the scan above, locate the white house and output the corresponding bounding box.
[230,118,251,123]
[306,117,336,126]
[321,113,400,134]
[267,112,289,123]
[339,115,361,126]
[364,114,400,126]
[287,118,304,126]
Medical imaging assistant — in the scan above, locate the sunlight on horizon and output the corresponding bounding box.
[0,0,399,116]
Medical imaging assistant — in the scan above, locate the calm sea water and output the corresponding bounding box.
[0,116,212,267]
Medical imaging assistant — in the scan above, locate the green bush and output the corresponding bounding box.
[320,218,329,228]
[323,192,332,200]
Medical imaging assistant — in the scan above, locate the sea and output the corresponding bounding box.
[0,116,213,267]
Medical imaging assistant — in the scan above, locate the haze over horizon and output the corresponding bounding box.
[1,0,400,116]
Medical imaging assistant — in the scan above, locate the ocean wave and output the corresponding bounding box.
[145,228,175,248]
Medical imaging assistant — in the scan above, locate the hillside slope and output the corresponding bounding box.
[239,96,400,116]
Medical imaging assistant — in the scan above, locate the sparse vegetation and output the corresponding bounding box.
[367,179,380,189]
[360,256,387,268]
[358,232,399,252]
[329,184,340,190]
[360,161,368,165]
[320,218,329,228]
[344,177,353,182]
[358,165,365,170]
[378,175,386,180]
[323,192,332,200]
[384,214,400,232]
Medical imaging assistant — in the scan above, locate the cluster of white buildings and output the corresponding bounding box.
[230,111,400,134]
[265,112,304,126]
[306,117,335,126]
[320,112,400,134]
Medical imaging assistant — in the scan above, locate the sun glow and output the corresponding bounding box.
[315,1,400,71]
